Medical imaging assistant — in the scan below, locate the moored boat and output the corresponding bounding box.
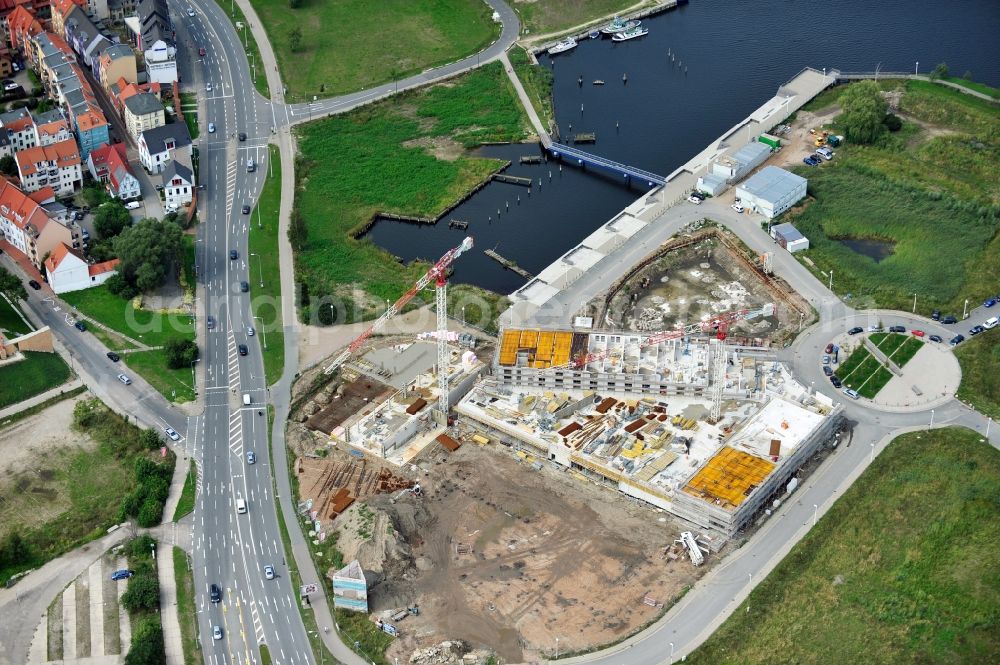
[547,37,578,55]
[600,16,641,36]
[611,25,649,42]
[593,79,605,85]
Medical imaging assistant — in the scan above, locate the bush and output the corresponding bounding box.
[124,615,165,665]
[125,534,157,559]
[164,338,198,369]
[137,498,163,528]
[883,113,903,131]
[121,572,160,612]
[838,80,887,144]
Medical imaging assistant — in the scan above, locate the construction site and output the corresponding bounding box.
[591,225,812,345]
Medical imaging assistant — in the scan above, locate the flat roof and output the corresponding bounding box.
[682,446,775,509]
[738,165,806,203]
[772,222,805,242]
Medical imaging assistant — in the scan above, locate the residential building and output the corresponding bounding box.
[87,142,139,199]
[137,122,190,173]
[86,0,109,20]
[15,138,83,195]
[0,178,83,270]
[34,114,73,146]
[735,166,808,219]
[4,5,42,53]
[63,4,112,73]
[0,108,35,152]
[44,241,119,293]
[162,158,193,207]
[0,46,11,78]
[126,0,175,83]
[122,90,163,138]
[98,42,136,91]
[108,0,136,22]
[50,0,87,37]
[111,76,160,116]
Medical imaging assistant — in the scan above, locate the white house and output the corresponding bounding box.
[88,143,141,200]
[44,242,119,293]
[15,139,84,196]
[162,159,194,208]
[138,123,191,173]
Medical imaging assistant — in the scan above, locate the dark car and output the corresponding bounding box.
[942,315,957,324]
[230,249,238,260]
[929,335,942,343]
[238,132,247,141]
[931,309,941,321]
[803,156,820,166]
[888,325,906,333]
[74,211,85,220]
[985,298,997,308]
[210,583,221,603]
[823,366,833,376]
[206,315,215,329]
[28,279,41,290]
[238,344,248,356]
[242,204,251,214]
[847,326,863,335]
[824,343,834,354]
[830,375,842,388]
[74,320,87,331]
[240,281,249,293]
[969,325,986,336]
[199,46,206,57]
[950,334,965,346]
[110,569,134,581]
[107,351,120,362]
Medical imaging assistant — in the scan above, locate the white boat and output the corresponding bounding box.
[547,37,577,56]
[612,25,649,42]
[601,16,640,36]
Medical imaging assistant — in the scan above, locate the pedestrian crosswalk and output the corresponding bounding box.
[250,601,265,644]
[224,161,237,218]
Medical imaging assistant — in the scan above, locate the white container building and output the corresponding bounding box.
[736,166,807,219]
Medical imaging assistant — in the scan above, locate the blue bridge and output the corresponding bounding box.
[546,142,666,187]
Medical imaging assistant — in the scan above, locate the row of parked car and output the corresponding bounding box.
[803,147,835,167]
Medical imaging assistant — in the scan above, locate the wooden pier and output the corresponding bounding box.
[520,155,543,164]
[492,173,533,187]
[484,249,533,279]
[573,132,596,144]
[448,220,469,230]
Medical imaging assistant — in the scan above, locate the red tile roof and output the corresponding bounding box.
[88,258,120,276]
[0,178,49,232]
[27,186,55,204]
[15,138,81,177]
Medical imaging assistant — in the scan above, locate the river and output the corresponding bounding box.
[367,0,1000,293]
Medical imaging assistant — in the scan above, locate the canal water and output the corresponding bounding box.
[368,0,1000,293]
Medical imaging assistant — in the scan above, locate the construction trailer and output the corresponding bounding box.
[712,141,772,182]
[770,222,810,253]
[736,166,807,219]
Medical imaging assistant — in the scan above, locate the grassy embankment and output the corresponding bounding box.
[835,333,925,399]
[172,460,196,521]
[0,295,31,335]
[941,75,1000,100]
[687,427,1000,664]
[62,286,197,402]
[514,0,655,35]
[249,0,497,99]
[509,45,554,129]
[173,546,202,665]
[248,144,284,385]
[210,0,268,97]
[955,328,1000,420]
[294,62,529,325]
[787,79,1000,315]
[179,92,199,139]
[0,399,174,584]
[0,351,71,408]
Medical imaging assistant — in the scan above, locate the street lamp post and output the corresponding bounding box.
[870,441,875,463]
[915,61,919,76]
[669,642,675,662]
[930,409,935,428]
[555,637,559,658]
[829,270,833,292]
[987,417,993,437]
[191,358,199,395]
[912,293,917,314]
[963,299,969,318]
[255,315,267,350]
[250,253,264,287]
[813,504,818,526]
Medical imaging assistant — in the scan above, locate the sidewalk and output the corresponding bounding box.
[0,378,83,420]
[157,541,184,665]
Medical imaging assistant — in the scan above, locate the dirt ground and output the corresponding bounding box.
[370,443,705,663]
[0,395,92,539]
[594,231,797,342]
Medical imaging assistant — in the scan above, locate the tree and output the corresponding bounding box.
[164,337,198,369]
[112,218,183,293]
[883,113,902,132]
[125,617,165,665]
[137,497,163,527]
[0,531,30,568]
[288,0,302,7]
[288,207,307,250]
[930,62,949,80]
[81,184,111,208]
[94,201,132,239]
[0,155,16,177]
[837,80,887,145]
[288,27,303,52]
[121,573,160,612]
[0,265,27,301]
[139,429,162,450]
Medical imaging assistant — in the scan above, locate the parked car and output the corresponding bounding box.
[942,315,957,324]
[240,281,249,293]
[164,427,180,442]
[950,334,965,346]
[824,343,834,354]
[843,388,860,400]
[230,249,238,260]
[803,156,820,166]
[687,194,702,204]
[238,344,248,356]
[28,279,41,290]
[823,366,833,376]
[246,450,256,464]
[867,325,882,332]
[731,202,744,213]
[984,316,999,329]
[931,309,941,321]
[969,325,986,336]
[847,326,863,335]
[911,329,925,337]
[929,334,943,343]
[107,351,120,362]
[985,298,997,308]
[816,147,834,160]
[888,325,906,333]
[125,200,141,210]
[690,191,705,200]
[117,373,132,385]
[263,565,275,580]
[830,375,842,388]
[110,569,134,581]
[822,355,830,365]
[74,320,87,331]
[210,583,221,603]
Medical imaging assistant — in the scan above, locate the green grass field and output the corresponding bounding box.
[687,427,1000,665]
[122,349,196,403]
[294,62,529,320]
[0,351,71,409]
[514,0,651,35]
[172,460,196,522]
[248,145,284,385]
[890,336,924,367]
[509,46,554,129]
[0,296,31,336]
[62,286,195,348]
[173,546,202,665]
[837,344,892,398]
[179,92,199,139]
[941,75,1000,100]
[789,80,1000,314]
[955,329,1000,420]
[248,0,497,100]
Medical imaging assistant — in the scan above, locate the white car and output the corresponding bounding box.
[187,8,195,17]
[208,122,216,133]
[731,202,745,213]
[263,565,274,580]
[117,374,132,385]
[212,625,223,640]
[206,82,213,92]
[164,426,180,442]
[843,388,860,400]
[165,203,179,213]
[984,316,999,329]
[687,194,702,204]
[125,200,141,210]
[247,326,255,336]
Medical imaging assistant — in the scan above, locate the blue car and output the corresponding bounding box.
[985,298,997,308]
[111,569,134,581]
[803,156,819,166]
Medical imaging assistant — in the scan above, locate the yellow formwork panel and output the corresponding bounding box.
[536,331,555,363]
[552,332,573,366]
[519,330,539,348]
[499,330,521,366]
[682,447,775,509]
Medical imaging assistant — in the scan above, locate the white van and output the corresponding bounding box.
[243,393,251,405]
[236,497,247,514]
[984,316,999,330]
